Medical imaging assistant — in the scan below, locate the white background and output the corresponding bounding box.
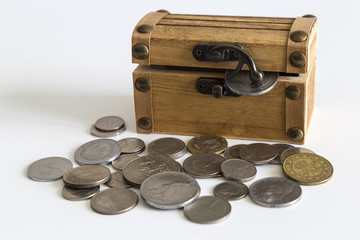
[1,0,359,239]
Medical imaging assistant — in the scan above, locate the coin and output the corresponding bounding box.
[239,143,277,165]
[183,153,226,178]
[90,188,138,214]
[27,157,73,182]
[148,137,187,159]
[223,144,247,159]
[94,116,125,132]
[62,185,100,201]
[249,177,302,207]
[221,159,257,181]
[140,172,200,209]
[187,134,228,154]
[112,154,139,170]
[280,147,315,164]
[282,153,333,185]
[184,196,231,224]
[118,137,145,154]
[106,171,131,188]
[122,155,182,187]
[213,181,248,200]
[74,139,121,165]
[90,124,126,138]
[63,165,111,188]
[269,144,294,165]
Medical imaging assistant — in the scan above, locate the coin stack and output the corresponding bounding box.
[90,116,126,137]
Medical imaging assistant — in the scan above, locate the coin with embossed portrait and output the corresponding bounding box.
[213,181,248,200]
[183,153,226,178]
[27,157,73,182]
[221,159,257,181]
[187,135,228,154]
[148,137,187,159]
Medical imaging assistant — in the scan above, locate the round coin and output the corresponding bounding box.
[249,177,302,207]
[187,135,228,154]
[74,139,121,165]
[280,147,315,164]
[27,157,73,182]
[62,185,100,201]
[90,124,126,138]
[282,153,333,185]
[221,159,257,181]
[106,171,131,188]
[213,181,248,200]
[118,137,145,154]
[239,143,277,165]
[183,153,226,178]
[90,188,138,214]
[269,144,294,165]
[112,154,139,170]
[223,144,247,159]
[184,196,231,224]
[148,137,187,159]
[122,155,182,187]
[63,165,111,188]
[140,172,200,209]
[94,116,125,132]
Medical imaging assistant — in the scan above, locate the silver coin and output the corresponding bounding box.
[148,137,187,159]
[74,139,121,165]
[183,153,226,178]
[63,165,111,188]
[123,155,182,187]
[90,124,126,138]
[184,196,231,224]
[90,188,138,214]
[269,144,294,165]
[239,143,277,165]
[213,181,248,200]
[118,137,145,154]
[249,177,302,207]
[140,172,200,209]
[106,171,131,188]
[221,159,257,181]
[112,154,139,170]
[62,185,100,201]
[94,116,125,132]
[223,144,247,159]
[27,157,73,182]
[280,147,315,163]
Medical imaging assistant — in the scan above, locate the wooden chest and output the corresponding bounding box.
[131,11,318,144]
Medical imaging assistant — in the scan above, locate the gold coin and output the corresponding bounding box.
[282,153,333,185]
[187,134,228,154]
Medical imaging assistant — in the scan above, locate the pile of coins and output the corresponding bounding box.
[27,116,334,223]
[90,116,126,137]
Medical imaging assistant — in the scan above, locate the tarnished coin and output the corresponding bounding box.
[140,172,200,209]
[283,153,333,185]
[94,116,125,132]
[112,154,139,170]
[106,171,131,188]
[187,135,228,154]
[74,139,121,165]
[223,144,247,159]
[249,177,302,207]
[213,181,248,200]
[239,143,277,165]
[90,188,138,214]
[118,137,145,154]
[184,196,231,224]
[62,185,100,201]
[63,165,111,188]
[148,137,187,159]
[221,159,257,181]
[183,153,226,178]
[269,144,294,165]
[27,157,73,182]
[90,124,126,138]
[280,147,315,164]
[123,155,182,187]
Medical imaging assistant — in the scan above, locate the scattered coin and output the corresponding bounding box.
[62,185,100,201]
[94,116,125,132]
[183,153,226,178]
[239,143,277,165]
[122,155,182,187]
[106,171,131,188]
[74,139,121,165]
[27,157,73,182]
[223,144,247,159]
[63,165,111,188]
[90,188,138,215]
[112,154,139,170]
[221,159,257,181]
[184,196,231,224]
[140,172,200,209]
[280,147,315,164]
[249,177,302,207]
[90,124,126,138]
[282,153,333,185]
[269,144,294,165]
[148,137,187,159]
[213,181,248,200]
[118,137,145,154]
[187,134,228,154]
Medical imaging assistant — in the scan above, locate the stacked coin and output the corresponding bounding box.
[91,116,126,137]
